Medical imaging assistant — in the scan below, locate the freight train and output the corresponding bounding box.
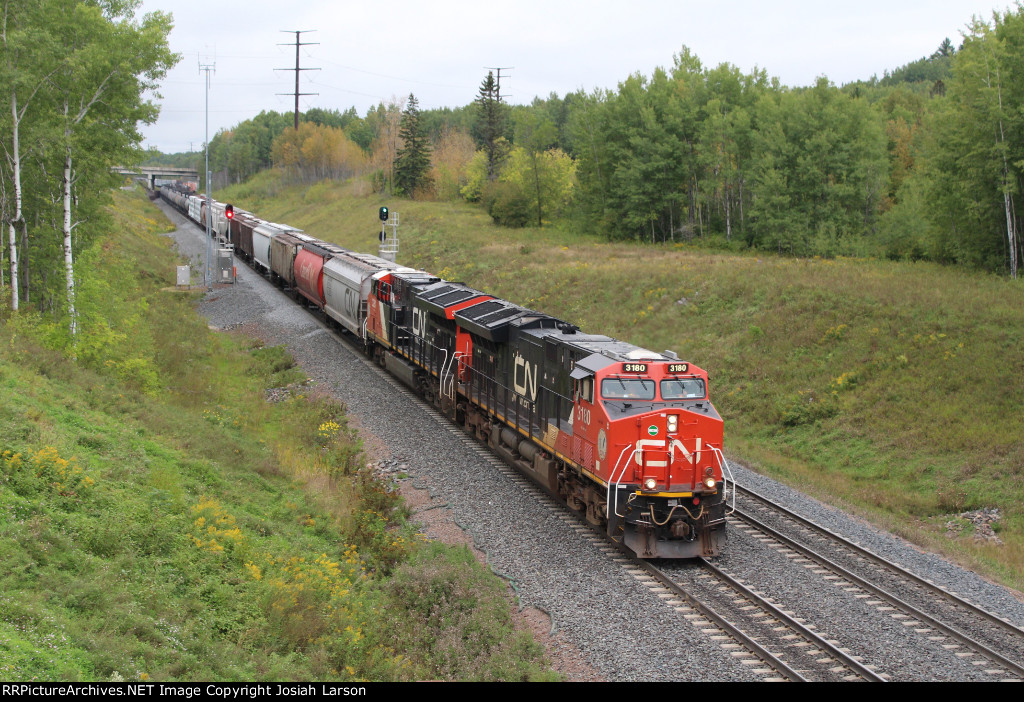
[159,184,734,558]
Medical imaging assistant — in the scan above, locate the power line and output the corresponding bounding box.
[276,30,320,130]
[316,56,475,91]
[484,66,514,103]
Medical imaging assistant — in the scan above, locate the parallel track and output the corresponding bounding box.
[732,482,1024,680]
[645,558,887,681]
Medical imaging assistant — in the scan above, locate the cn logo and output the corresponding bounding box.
[412,308,427,338]
[513,354,538,402]
[634,438,702,467]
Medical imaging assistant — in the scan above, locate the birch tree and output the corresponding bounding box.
[512,111,560,226]
[0,0,57,312]
[930,10,1024,276]
[45,0,175,336]
[369,99,403,195]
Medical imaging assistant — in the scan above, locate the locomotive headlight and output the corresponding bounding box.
[644,478,658,491]
[704,477,716,489]
[667,415,678,433]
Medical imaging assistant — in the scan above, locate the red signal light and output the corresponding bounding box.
[225,204,234,220]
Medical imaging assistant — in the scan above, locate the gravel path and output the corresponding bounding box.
[154,197,1024,681]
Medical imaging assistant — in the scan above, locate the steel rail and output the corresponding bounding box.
[731,508,1024,678]
[694,558,887,681]
[637,558,809,682]
[734,482,1024,641]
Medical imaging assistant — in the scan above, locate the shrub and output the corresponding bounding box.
[381,543,557,681]
[778,391,838,427]
[482,182,530,228]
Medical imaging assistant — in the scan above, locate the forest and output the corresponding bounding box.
[140,8,1024,283]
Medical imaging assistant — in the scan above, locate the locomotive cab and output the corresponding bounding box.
[570,353,731,558]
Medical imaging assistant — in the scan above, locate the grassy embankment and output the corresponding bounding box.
[0,187,556,682]
[219,171,1024,592]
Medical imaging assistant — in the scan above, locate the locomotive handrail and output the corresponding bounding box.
[444,352,466,400]
[610,439,734,518]
[709,446,736,515]
[609,443,637,519]
[443,351,459,400]
[437,348,451,399]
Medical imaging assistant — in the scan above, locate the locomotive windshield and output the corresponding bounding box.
[601,378,656,400]
[661,378,706,399]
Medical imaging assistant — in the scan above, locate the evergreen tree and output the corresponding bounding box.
[473,72,509,181]
[393,94,432,196]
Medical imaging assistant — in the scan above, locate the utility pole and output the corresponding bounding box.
[277,30,320,130]
[199,55,215,290]
[484,66,514,103]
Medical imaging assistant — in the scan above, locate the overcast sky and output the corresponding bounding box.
[136,0,1008,154]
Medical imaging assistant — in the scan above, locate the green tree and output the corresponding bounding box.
[48,1,176,338]
[472,72,509,181]
[928,10,1024,276]
[933,37,956,59]
[393,93,432,196]
[694,62,766,241]
[0,1,177,326]
[482,181,531,227]
[497,146,575,227]
[599,51,702,242]
[512,111,559,226]
[207,110,292,184]
[566,88,613,230]
[1,0,60,311]
[748,78,888,256]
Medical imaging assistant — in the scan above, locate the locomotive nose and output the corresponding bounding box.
[635,415,675,492]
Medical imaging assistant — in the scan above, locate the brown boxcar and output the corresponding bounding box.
[270,232,315,289]
[233,215,259,262]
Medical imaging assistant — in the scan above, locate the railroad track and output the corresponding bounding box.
[643,557,887,681]
[732,481,1024,681]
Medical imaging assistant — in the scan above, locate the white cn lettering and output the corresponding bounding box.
[513,354,538,402]
[634,439,668,467]
[670,439,692,464]
[412,308,426,338]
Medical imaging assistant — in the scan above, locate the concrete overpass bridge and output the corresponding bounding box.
[113,165,199,189]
